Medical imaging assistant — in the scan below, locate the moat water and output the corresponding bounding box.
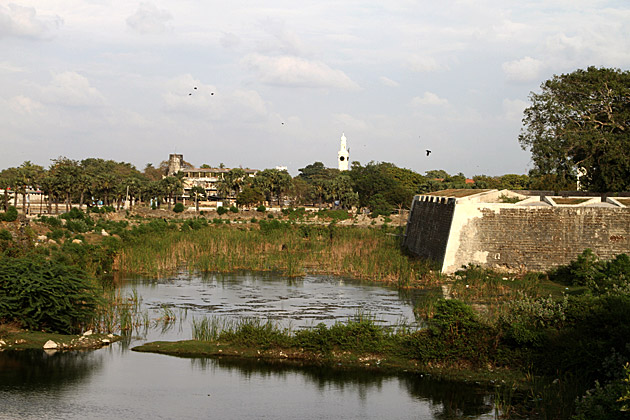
[0,272,497,419]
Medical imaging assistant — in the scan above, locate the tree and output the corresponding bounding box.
[189,185,206,213]
[236,185,264,208]
[49,157,81,213]
[160,176,183,210]
[253,169,292,206]
[519,67,630,192]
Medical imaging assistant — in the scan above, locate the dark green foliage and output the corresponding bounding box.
[47,229,64,241]
[282,207,306,220]
[0,256,103,334]
[218,319,291,349]
[181,218,208,230]
[519,67,630,192]
[173,202,185,213]
[258,219,291,234]
[549,249,630,293]
[0,229,12,241]
[294,318,386,353]
[216,206,228,215]
[573,364,630,420]
[60,208,87,220]
[256,205,266,212]
[65,219,91,233]
[0,206,18,222]
[408,300,498,365]
[39,215,62,228]
[229,205,238,213]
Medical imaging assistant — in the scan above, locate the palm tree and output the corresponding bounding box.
[189,185,206,213]
[160,176,183,210]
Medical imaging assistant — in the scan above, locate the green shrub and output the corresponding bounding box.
[173,202,185,213]
[60,208,87,220]
[217,206,228,215]
[549,250,630,293]
[65,219,90,233]
[256,205,266,212]
[40,215,63,228]
[258,219,290,234]
[0,256,103,334]
[229,206,239,213]
[47,229,64,242]
[0,229,12,241]
[0,206,18,222]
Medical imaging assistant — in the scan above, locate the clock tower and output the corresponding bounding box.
[337,133,349,171]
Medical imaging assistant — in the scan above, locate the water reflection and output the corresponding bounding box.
[0,349,103,391]
[188,356,494,419]
[0,272,496,420]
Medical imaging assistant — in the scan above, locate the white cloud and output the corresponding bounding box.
[502,56,544,82]
[408,55,446,73]
[41,72,105,107]
[0,4,62,40]
[9,95,44,115]
[379,76,399,87]
[126,3,173,35]
[412,92,449,107]
[0,61,25,73]
[242,54,360,90]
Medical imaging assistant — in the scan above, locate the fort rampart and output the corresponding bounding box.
[404,190,630,274]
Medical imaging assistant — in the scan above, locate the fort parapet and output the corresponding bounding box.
[404,189,630,274]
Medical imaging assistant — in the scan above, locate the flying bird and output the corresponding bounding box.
[426,150,431,156]
[194,86,198,90]
[211,92,214,95]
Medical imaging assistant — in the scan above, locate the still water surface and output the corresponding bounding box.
[0,272,496,419]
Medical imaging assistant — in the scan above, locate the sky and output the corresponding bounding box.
[1,1,629,177]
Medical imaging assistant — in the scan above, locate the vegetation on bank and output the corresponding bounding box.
[1,206,630,418]
[117,218,434,286]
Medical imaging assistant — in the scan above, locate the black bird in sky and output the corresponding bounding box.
[426,150,431,156]
[194,86,198,90]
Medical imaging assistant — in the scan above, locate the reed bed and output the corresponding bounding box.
[118,224,435,286]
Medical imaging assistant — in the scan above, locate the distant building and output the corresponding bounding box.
[338,133,349,171]
[168,155,258,203]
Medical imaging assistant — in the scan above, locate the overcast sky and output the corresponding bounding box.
[1,1,629,177]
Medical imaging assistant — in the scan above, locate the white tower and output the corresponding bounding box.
[338,133,349,171]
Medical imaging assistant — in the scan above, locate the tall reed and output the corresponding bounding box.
[118,224,434,286]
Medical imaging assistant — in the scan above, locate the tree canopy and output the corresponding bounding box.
[519,67,630,192]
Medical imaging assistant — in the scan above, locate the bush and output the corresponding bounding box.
[217,206,228,215]
[256,205,266,212]
[0,206,18,222]
[60,208,87,220]
[0,229,12,241]
[229,206,239,213]
[0,256,103,334]
[549,250,630,293]
[65,219,90,233]
[39,215,62,228]
[173,202,185,213]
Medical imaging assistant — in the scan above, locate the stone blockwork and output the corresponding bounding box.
[405,190,630,274]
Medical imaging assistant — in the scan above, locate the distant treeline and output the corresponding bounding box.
[0,157,571,216]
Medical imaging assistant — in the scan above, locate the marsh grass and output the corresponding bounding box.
[118,224,434,286]
[93,289,151,334]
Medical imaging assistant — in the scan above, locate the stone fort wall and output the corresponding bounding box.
[404,190,630,274]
